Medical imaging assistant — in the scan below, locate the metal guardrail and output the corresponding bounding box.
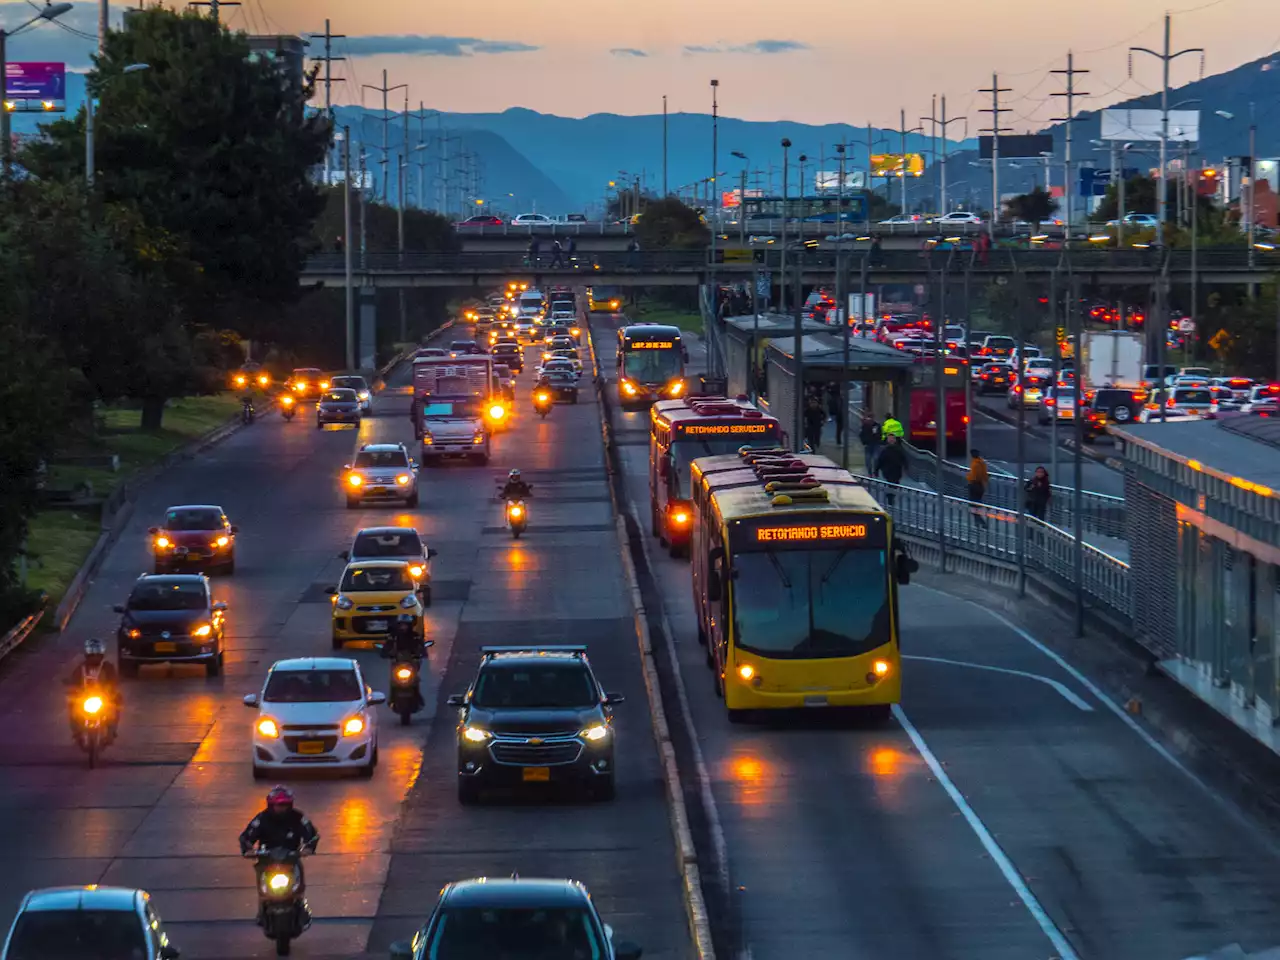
[863,476,1132,621]
[454,222,634,236]
[0,603,47,663]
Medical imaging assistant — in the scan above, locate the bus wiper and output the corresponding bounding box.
[818,550,849,586]
[765,551,792,589]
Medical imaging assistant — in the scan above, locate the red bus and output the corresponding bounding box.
[908,357,969,455]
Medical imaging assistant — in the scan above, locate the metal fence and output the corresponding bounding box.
[862,476,1133,622]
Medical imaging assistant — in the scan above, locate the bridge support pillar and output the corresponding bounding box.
[359,287,377,371]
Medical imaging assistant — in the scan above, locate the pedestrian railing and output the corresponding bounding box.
[862,476,1132,623]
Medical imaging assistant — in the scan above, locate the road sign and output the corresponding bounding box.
[1178,318,1196,333]
[756,273,771,298]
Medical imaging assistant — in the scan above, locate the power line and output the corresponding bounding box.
[1051,51,1091,230]
[979,73,1014,234]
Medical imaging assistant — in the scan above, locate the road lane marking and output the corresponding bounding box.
[903,654,1094,711]
[892,703,1083,960]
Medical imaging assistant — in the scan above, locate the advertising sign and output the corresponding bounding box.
[3,62,66,113]
[978,134,1053,160]
[1100,109,1199,143]
[815,170,866,191]
[870,154,924,178]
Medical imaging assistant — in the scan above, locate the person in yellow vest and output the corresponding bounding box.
[880,415,904,442]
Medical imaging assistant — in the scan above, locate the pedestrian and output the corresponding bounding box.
[975,231,990,265]
[869,235,883,267]
[876,434,908,506]
[967,448,989,528]
[859,412,881,472]
[826,383,845,443]
[803,396,826,452]
[527,236,540,267]
[333,236,344,254]
[564,236,577,267]
[550,239,564,268]
[1025,465,1051,522]
[881,413,904,443]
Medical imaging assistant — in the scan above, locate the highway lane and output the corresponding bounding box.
[595,314,1280,960]
[0,324,690,959]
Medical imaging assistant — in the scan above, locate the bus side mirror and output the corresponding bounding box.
[894,549,919,585]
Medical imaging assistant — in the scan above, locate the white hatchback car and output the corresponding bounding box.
[2,886,180,960]
[244,658,384,779]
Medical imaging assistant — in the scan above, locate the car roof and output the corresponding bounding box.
[269,657,358,672]
[134,574,207,585]
[165,504,223,513]
[358,443,406,452]
[344,559,413,570]
[20,886,145,913]
[480,646,589,667]
[353,526,421,538]
[441,878,592,909]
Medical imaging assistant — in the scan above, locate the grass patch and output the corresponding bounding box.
[23,394,240,610]
[631,298,703,335]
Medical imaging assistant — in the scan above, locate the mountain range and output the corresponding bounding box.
[13,52,1280,215]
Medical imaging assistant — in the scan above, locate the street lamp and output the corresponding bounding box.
[1216,107,1257,264]
[86,62,149,187]
[731,150,749,245]
[1,2,74,179]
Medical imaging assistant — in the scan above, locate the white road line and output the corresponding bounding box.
[892,704,1083,960]
[903,654,1094,712]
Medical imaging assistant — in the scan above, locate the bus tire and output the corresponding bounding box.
[863,704,892,724]
[727,708,750,724]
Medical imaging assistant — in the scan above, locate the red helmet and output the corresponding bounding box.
[265,785,294,813]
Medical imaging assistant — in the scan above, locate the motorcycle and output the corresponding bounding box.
[72,684,112,769]
[241,397,256,425]
[533,389,553,419]
[279,395,296,421]
[505,499,527,539]
[247,846,312,956]
[383,642,433,725]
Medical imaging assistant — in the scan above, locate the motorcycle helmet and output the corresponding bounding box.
[508,469,521,481]
[84,638,106,662]
[266,785,295,815]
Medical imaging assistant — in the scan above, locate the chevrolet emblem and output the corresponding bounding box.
[161,631,171,640]
[528,738,544,745]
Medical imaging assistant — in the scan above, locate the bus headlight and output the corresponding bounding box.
[737,664,755,681]
[621,380,637,396]
[867,659,892,684]
[668,381,684,396]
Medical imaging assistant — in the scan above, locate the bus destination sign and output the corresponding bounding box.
[628,341,676,350]
[735,515,886,549]
[677,422,776,436]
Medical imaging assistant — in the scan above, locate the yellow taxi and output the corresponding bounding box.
[329,559,425,650]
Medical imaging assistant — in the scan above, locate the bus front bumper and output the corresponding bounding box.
[724,673,900,710]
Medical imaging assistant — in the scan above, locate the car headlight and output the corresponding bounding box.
[400,594,418,609]
[257,717,280,738]
[192,623,212,638]
[358,391,370,401]
[580,724,610,741]
[463,726,491,742]
[334,594,354,610]
[127,628,141,639]
[669,381,684,396]
[347,474,362,487]
[343,715,365,737]
[215,536,229,548]
[155,536,171,549]
[319,380,330,390]
[396,474,411,486]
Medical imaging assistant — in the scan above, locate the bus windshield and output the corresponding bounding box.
[622,348,682,383]
[730,548,890,659]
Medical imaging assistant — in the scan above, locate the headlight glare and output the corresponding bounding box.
[155,536,171,549]
[463,726,491,742]
[396,474,411,485]
[257,718,280,738]
[267,872,292,892]
[192,623,212,638]
[343,716,365,736]
[82,696,104,715]
[581,724,610,741]
[347,474,362,487]
[215,536,229,547]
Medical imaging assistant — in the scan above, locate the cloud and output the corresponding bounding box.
[0,0,112,68]
[610,47,648,58]
[339,35,539,58]
[683,39,811,56]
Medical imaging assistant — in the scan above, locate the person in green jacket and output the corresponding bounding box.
[881,415,904,442]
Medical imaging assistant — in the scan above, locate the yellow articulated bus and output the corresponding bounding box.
[690,449,917,722]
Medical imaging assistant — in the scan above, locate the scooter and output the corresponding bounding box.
[72,684,112,769]
[505,499,527,539]
[533,389,553,419]
[279,395,296,421]
[241,397,256,425]
[247,846,313,956]
[384,642,433,725]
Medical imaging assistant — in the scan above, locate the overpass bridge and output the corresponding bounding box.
[302,247,1280,289]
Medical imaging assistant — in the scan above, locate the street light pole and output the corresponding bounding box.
[343,126,355,371]
[780,138,791,314]
[709,79,720,369]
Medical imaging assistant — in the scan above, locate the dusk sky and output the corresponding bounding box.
[4,0,1277,129]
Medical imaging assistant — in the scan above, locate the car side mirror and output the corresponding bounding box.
[604,692,625,706]
[242,694,259,708]
[615,942,643,960]
[159,945,181,960]
[427,548,439,559]
[423,639,435,647]
[212,601,228,612]
[338,550,350,561]
[147,526,160,535]
[230,526,239,534]
[112,604,125,614]
[446,694,465,707]
[368,691,387,706]
[389,941,414,960]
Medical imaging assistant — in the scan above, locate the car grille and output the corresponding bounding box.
[284,735,339,753]
[136,624,195,638]
[354,604,396,613]
[489,737,582,766]
[351,616,393,633]
[363,474,400,485]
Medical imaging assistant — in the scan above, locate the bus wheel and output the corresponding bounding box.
[864,704,892,724]
[727,709,750,724]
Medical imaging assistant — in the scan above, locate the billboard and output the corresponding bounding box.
[870,154,924,178]
[815,170,866,191]
[321,169,374,189]
[3,62,66,113]
[1100,109,1199,143]
[978,134,1053,159]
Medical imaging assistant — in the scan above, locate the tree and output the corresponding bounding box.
[634,197,710,250]
[1004,186,1057,224]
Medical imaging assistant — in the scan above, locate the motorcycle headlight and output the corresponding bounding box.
[257,717,280,738]
[395,665,415,681]
[82,696,104,715]
[192,623,212,638]
[343,715,365,737]
[463,726,491,742]
[508,504,523,518]
[400,595,418,609]
[265,871,294,893]
[335,595,354,610]
[580,724,609,741]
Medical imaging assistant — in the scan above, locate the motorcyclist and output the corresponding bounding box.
[499,468,533,502]
[383,614,426,711]
[64,638,120,744]
[532,374,554,408]
[239,786,319,922]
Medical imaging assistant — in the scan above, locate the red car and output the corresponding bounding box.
[149,504,238,575]
[456,215,504,227]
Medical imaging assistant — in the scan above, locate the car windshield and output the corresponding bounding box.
[622,348,683,382]
[730,548,891,659]
[551,302,574,312]
[427,906,603,960]
[323,389,358,403]
[985,337,1015,350]
[341,565,414,592]
[292,369,321,379]
[472,663,598,708]
[354,449,409,468]
[352,531,422,559]
[264,669,362,703]
[1175,389,1213,404]
[451,342,475,350]
[6,909,148,960]
[422,399,483,417]
[331,377,367,390]
[128,581,206,611]
[165,508,221,531]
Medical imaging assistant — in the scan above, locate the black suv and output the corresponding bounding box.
[491,341,523,373]
[448,646,623,804]
[389,877,642,960]
[1089,387,1145,426]
[114,574,227,677]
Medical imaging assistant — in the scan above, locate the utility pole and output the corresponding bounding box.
[398,89,409,342]
[923,96,965,215]
[979,74,1013,236]
[98,0,108,51]
[188,0,239,23]
[358,150,368,266]
[780,138,791,314]
[709,79,720,373]
[363,70,407,211]
[922,95,938,213]
[410,102,434,209]
[1050,52,1089,233]
[1131,14,1203,248]
[662,94,668,196]
[309,20,346,184]
[343,126,355,371]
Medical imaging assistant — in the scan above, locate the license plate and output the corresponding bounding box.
[1187,408,1200,414]
[803,695,829,707]
[173,547,189,557]
[371,486,386,494]
[297,740,325,755]
[153,642,177,653]
[522,767,551,782]
[366,620,387,632]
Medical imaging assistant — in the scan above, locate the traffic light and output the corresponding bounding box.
[1196,168,1220,197]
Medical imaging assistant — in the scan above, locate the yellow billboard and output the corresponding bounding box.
[870,154,925,178]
